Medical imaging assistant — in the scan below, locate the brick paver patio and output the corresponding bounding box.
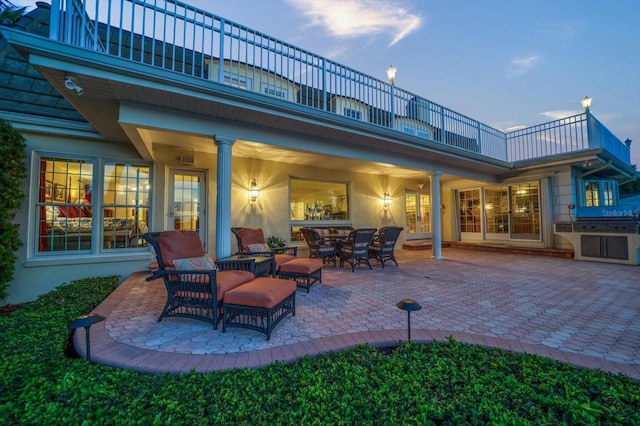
[75,248,640,378]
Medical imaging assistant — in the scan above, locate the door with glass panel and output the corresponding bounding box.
[168,170,206,247]
[405,191,431,240]
[510,183,540,240]
[484,187,509,240]
[458,189,482,239]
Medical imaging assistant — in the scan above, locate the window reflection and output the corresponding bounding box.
[290,178,349,221]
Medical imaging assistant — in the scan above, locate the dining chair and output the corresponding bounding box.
[338,228,377,272]
[369,226,403,268]
[301,227,337,266]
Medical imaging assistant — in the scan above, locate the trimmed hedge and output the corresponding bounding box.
[0,118,27,301]
[1,276,639,424]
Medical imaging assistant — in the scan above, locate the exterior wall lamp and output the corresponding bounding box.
[581,95,592,112]
[249,179,260,202]
[383,192,392,209]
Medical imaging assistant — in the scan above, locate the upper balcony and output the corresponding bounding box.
[10,0,635,173]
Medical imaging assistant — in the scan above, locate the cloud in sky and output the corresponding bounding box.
[504,125,527,132]
[506,55,541,77]
[540,110,581,120]
[286,0,422,46]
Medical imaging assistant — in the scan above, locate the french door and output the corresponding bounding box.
[168,169,207,247]
[405,191,431,240]
[510,183,540,240]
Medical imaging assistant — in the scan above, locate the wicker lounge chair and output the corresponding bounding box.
[301,227,337,266]
[369,226,403,268]
[338,228,377,272]
[143,230,256,328]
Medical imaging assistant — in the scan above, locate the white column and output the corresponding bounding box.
[214,135,235,259]
[430,171,443,260]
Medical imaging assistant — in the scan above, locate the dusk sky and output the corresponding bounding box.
[12,0,640,167]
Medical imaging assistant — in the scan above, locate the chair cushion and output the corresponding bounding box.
[158,231,204,267]
[224,277,296,308]
[216,270,256,300]
[318,245,335,255]
[247,243,272,253]
[172,256,216,271]
[279,258,322,274]
[238,227,266,251]
[274,253,296,271]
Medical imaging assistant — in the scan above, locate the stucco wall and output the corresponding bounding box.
[9,132,152,304]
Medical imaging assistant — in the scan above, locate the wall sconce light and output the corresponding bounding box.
[581,95,592,112]
[383,192,392,209]
[64,76,84,95]
[249,179,260,202]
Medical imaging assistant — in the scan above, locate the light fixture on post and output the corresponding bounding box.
[386,65,397,130]
[386,65,397,84]
[581,95,592,112]
[383,192,392,209]
[68,313,106,363]
[396,299,422,341]
[249,179,260,202]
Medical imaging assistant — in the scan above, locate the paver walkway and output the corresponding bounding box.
[76,248,640,378]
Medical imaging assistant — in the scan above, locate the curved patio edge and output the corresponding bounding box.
[73,272,640,379]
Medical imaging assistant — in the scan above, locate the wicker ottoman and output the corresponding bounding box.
[222,278,296,340]
[278,258,323,292]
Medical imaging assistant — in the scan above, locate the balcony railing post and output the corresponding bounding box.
[439,106,445,143]
[217,18,225,84]
[390,83,395,130]
[49,0,60,41]
[321,59,327,111]
[586,110,594,149]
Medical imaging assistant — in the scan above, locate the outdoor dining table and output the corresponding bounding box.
[322,234,348,252]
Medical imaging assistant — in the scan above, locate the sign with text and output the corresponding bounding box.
[576,205,639,219]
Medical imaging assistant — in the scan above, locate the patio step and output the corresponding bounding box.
[447,242,574,259]
[402,241,574,259]
[402,241,442,250]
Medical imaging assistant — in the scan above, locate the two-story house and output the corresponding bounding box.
[0,1,637,303]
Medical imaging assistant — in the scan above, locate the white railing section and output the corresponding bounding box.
[587,114,631,164]
[48,0,630,166]
[506,113,630,164]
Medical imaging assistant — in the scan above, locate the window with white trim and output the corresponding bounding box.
[36,155,151,254]
[261,83,288,99]
[223,72,251,90]
[584,179,618,207]
[343,108,362,120]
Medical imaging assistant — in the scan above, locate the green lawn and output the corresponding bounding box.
[1,276,638,425]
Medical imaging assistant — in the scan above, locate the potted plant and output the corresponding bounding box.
[266,236,287,254]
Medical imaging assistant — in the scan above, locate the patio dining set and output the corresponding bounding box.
[299,226,404,272]
[141,226,403,341]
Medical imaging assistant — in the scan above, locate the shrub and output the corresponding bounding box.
[1,276,639,424]
[0,118,27,301]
